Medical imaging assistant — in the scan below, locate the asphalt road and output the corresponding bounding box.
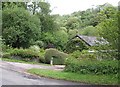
[0,62,82,85]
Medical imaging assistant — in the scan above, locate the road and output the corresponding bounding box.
[0,61,83,85]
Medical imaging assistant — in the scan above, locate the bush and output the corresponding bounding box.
[2,44,13,53]
[38,48,45,63]
[34,41,44,48]
[91,45,118,60]
[11,48,40,62]
[45,48,68,65]
[29,45,40,53]
[64,57,119,75]
[2,53,11,58]
[70,50,96,60]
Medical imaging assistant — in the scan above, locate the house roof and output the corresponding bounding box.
[72,35,109,46]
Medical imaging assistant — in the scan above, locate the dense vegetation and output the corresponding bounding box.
[2,2,118,51]
[1,1,119,84]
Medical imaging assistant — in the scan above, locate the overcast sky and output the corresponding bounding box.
[47,0,120,15]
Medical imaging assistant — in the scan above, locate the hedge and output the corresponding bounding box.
[2,53,11,58]
[45,48,68,65]
[10,48,40,62]
[64,57,119,75]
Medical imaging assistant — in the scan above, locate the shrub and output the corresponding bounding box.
[38,48,46,63]
[2,44,13,53]
[45,48,68,65]
[2,53,11,58]
[90,45,118,60]
[64,57,119,75]
[29,45,40,53]
[70,50,96,60]
[34,41,44,48]
[11,48,39,62]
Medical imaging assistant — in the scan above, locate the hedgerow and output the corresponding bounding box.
[64,57,119,74]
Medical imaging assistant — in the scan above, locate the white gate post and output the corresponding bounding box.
[50,57,53,65]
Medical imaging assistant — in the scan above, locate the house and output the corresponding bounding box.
[65,34,109,53]
[71,34,109,46]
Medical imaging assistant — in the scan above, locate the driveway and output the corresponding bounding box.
[0,61,65,71]
[0,61,83,85]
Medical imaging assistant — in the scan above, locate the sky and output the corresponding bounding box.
[47,0,120,15]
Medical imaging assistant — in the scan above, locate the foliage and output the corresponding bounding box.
[69,50,96,60]
[38,14,58,33]
[2,2,27,9]
[53,30,69,50]
[41,30,68,50]
[90,45,118,60]
[34,40,44,48]
[29,45,40,53]
[10,48,40,62]
[97,18,118,49]
[2,4,41,48]
[68,29,78,39]
[65,38,88,53]
[79,26,99,36]
[31,46,46,63]
[41,32,55,48]
[45,48,68,65]
[39,48,46,63]
[2,53,11,58]
[65,57,119,75]
[2,44,14,53]
[65,17,80,30]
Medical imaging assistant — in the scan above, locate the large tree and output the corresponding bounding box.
[97,19,118,49]
[2,4,41,48]
[96,4,118,49]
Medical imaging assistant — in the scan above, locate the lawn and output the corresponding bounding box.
[27,68,118,85]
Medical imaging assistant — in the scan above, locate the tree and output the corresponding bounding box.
[2,4,41,48]
[68,29,78,39]
[65,17,80,30]
[97,18,118,49]
[31,1,59,33]
[2,2,27,9]
[41,30,68,51]
[79,26,99,36]
[96,4,118,49]
[53,30,69,51]
[92,4,117,26]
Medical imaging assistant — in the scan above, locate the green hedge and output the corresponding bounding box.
[2,53,11,58]
[38,48,46,63]
[10,48,40,62]
[64,57,119,75]
[45,48,68,65]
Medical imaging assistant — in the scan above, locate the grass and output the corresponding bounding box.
[1,58,49,66]
[27,68,118,85]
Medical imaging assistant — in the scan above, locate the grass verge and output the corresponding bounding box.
[1,58,49,66]
[27,68,118,85]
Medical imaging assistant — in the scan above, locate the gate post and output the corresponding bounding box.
[50,57,53,65]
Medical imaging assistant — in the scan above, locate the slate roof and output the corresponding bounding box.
[73,35,109,46]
